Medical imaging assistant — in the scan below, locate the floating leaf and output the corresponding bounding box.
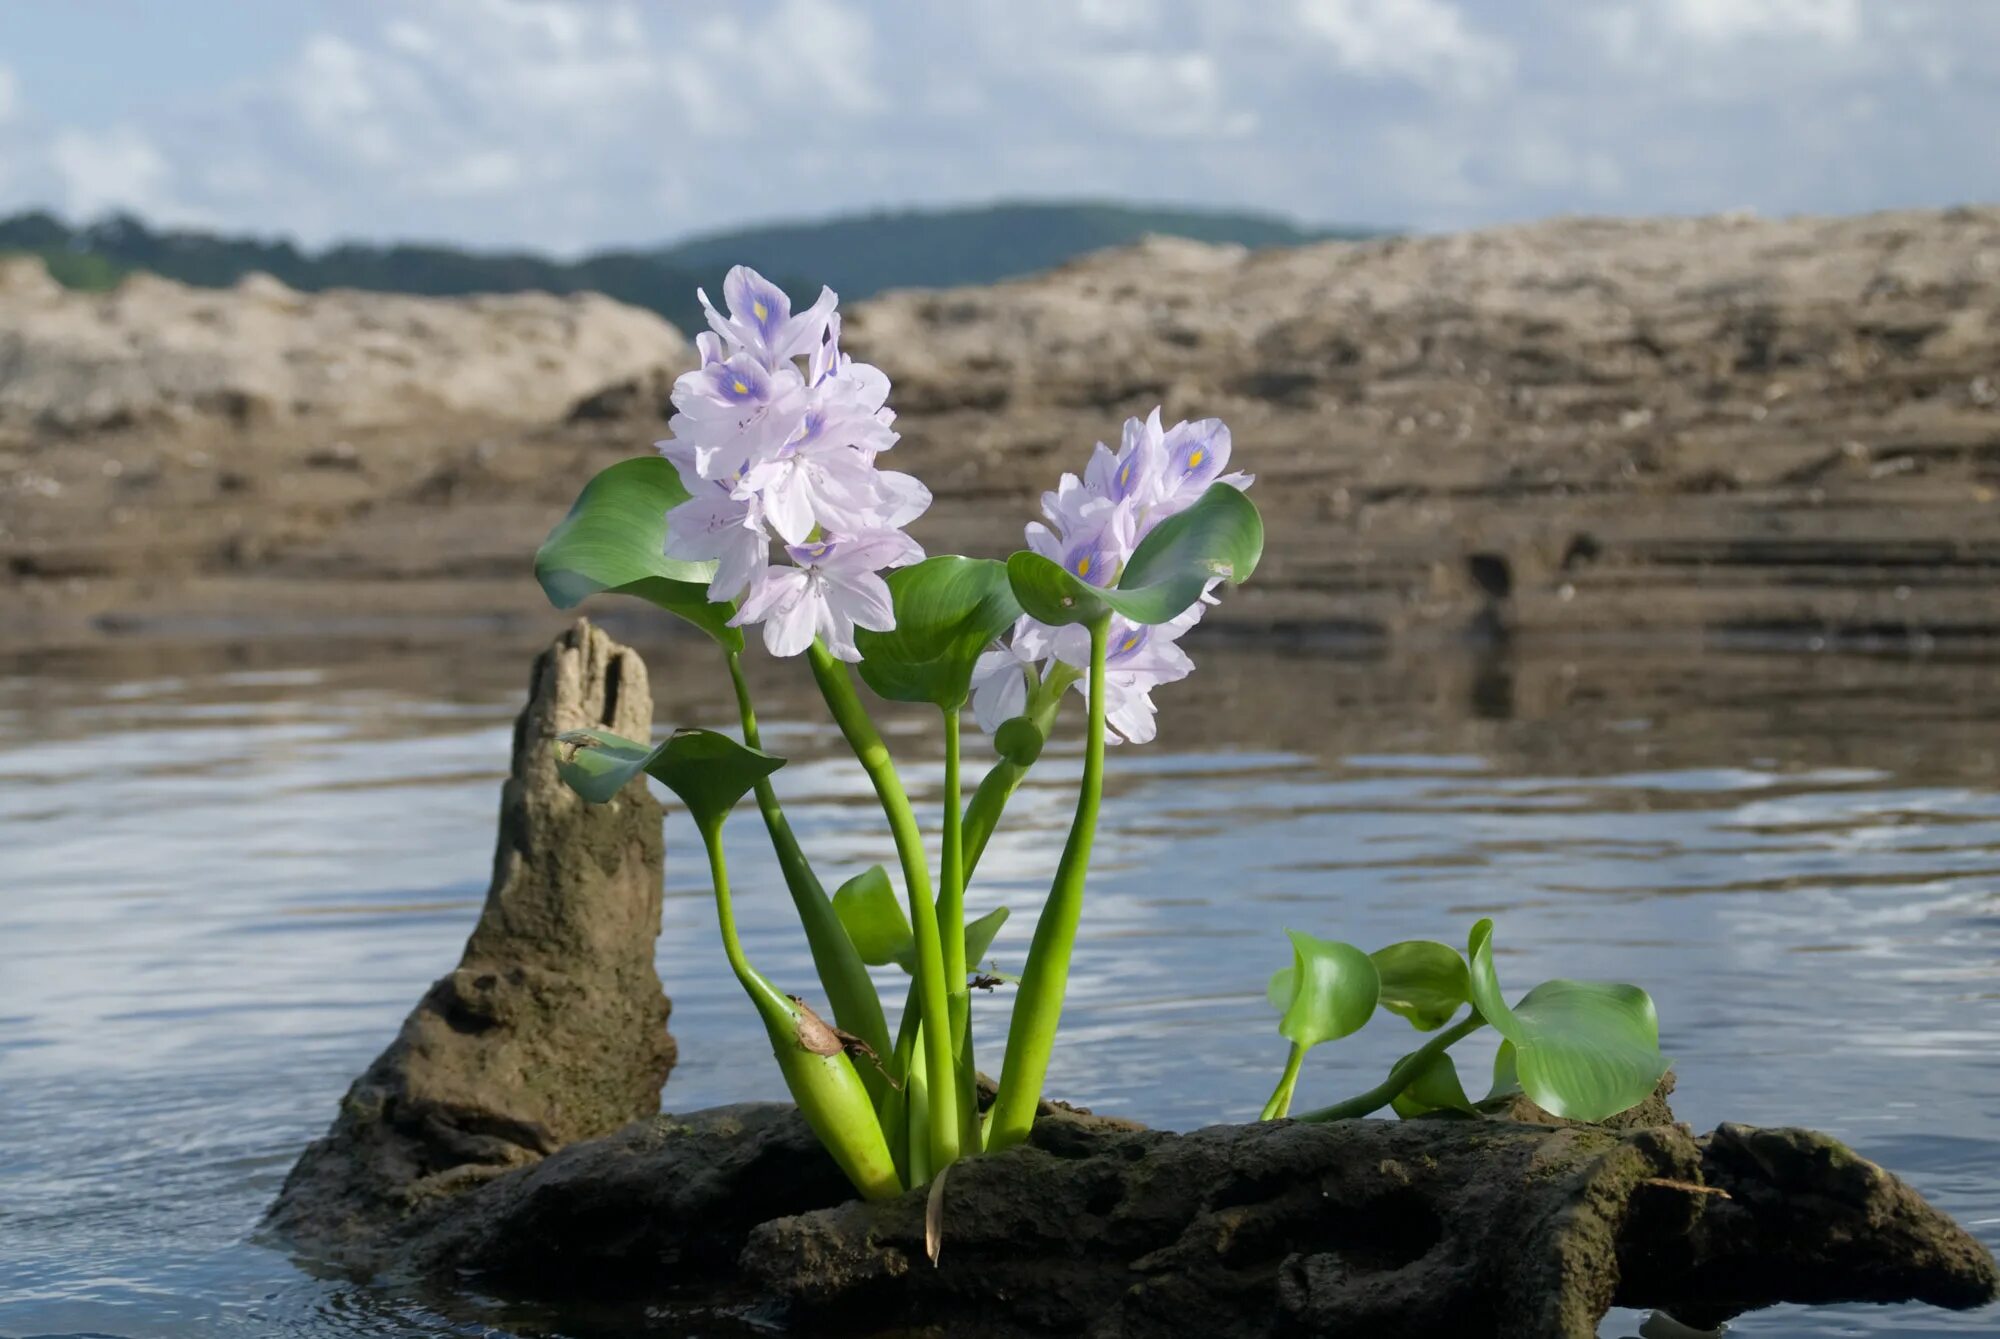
[1007,483,1264,627]
[855,557,1022,709]
[535,455,742,649]
[1371,940,1471,1032]
[1390,1050,1476,1119]
[1272,930,1380,1051]
[555,726,783,829]
[832,866,914,968]
[1466,919,1669,1122]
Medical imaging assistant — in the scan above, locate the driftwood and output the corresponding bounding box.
[267,620,673,1267]
[269,621,1999,1336]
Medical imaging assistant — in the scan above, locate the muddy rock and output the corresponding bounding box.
[267,621,671,1266]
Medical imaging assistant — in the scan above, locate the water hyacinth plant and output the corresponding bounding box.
[537,265,1668,1200]
[538,266,1262,1195]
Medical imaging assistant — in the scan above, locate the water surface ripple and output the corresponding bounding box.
[2,635,1996,1338]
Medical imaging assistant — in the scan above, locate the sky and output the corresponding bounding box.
[0,0,1996,256]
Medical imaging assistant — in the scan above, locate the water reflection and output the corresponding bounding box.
[1,629,1997,1338]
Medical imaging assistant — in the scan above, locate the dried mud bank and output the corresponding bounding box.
[6,208,2000,649]
[269,623,2000,1338]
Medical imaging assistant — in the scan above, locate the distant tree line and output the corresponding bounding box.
[0,202,1371,329]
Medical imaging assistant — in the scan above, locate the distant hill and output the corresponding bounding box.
[652,202,1365,301]
[0,202,1371,331]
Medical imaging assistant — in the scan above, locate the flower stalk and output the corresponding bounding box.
[986,615,1112,1152]
[808,641,962,1173]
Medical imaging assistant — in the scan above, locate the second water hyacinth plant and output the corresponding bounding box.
[538,265,1263,1195]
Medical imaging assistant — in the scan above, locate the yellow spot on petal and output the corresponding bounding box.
[1121,634,1140,651]
[753,301,769,321]
[732,379,749,394]
[1075,556,1091,577]
[1189,448,1206,468]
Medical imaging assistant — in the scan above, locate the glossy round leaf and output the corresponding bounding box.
[555,726,783,829]
[855,557,1023,708]
[1466,919,1669,1122]
[1006,483,1265,628]
[534,455,743,649]
[1273,930,1380,1052]
[1371,940,1471,1032]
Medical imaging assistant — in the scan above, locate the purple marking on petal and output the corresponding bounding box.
[708,358,771,405]
[1063,532,1115,587]
[787,538,839,566]
[1107,623,1150,664]
[1167,420,1228,490]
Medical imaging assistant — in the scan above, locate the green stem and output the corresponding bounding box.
[1261,1043,1307,1121]
[1292,1014,1487,1123]
[986,618,1110,1152]
[961,663,1079,882]
[698,818,900,1199]
[806,642,960,1174]
[727,650,892,1089]
[940,708,980,1152]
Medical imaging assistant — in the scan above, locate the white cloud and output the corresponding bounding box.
[1664,0,1862,45]
[48,125,196,223]
[1073,51,1254,138]
[1292,0,1513,96]
[0,0,1995,249]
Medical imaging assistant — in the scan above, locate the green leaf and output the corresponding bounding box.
[1390,1050,1475,1118]
[834,873,1009,979]
[555,726,783,829]
[1006,483,1265,627]
[534,455,742,649]
[1489,1040,1521,1100]
[964,906,1010,966]
[854,557,1022,709]
[1466,919,1669,1122]
[1273,930,1380,1052]
[1371,940,1471,1032]
[832,866,915,968]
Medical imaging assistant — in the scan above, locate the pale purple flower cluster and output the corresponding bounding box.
[658,266,929,660]
[971,409,1253,745]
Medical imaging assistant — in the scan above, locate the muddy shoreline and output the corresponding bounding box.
[5,206,1999,652]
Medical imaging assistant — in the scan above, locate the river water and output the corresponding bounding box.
[2,627,1996,1338]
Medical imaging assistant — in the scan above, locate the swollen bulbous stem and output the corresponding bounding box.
[961,662,1080,880]
[1292,1012,1488,1123]
[1262,1043,1307,1121]
[986,616,1111,1153]
[806,641,961,1174]
[697,818,901,1199]
[726,650,892,1092]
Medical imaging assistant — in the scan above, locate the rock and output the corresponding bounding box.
[731,1111,1998,1338]
[0,257,690,435]
[266,620,671,1268]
